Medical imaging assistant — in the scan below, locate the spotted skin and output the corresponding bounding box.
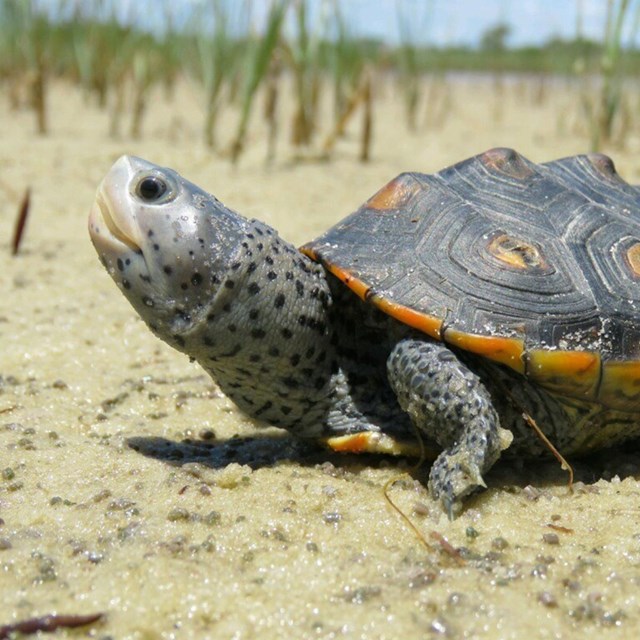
[89,152,640,518]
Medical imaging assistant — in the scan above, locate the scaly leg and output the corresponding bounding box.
[387,339,513,518]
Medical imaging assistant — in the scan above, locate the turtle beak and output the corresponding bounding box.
[88,156,142,253]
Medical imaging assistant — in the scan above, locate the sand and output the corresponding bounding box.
[3,76,640,639]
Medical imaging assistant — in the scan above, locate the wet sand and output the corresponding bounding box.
[2,77,640,638]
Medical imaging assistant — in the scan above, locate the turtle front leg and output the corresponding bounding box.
[387,339,513,518]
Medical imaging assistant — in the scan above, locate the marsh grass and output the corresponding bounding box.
[576,0,639,150]
[2,0,640,159]
[0,0,62,133]
[190,0,247,150]
[230,0,289,163]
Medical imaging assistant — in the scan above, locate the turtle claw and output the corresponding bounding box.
[428,450,487,519]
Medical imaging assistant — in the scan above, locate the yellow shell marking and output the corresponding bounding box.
[365,174,421,211]
[480,147,535,179]
[599,361,640,410]
[370,295,443,341]
[444,328,525,373]
[526,350,600,399]
[625,242,640,278]
[489,233,547,270]
[319,261,372,301]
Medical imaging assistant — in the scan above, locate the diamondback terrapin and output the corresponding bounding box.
[88,148,640,517]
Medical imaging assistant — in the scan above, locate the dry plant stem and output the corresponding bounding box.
[500,383,574,490]
[521,411,574,491]
[321,79,367,156]
[109,79,126,138]
[360,68,372,162]
[383,475,437,554]
[429,531,465,565]
[31,66,47,134]
[0,613,104,639]
[264,59,281,164]
[11,188,31,256]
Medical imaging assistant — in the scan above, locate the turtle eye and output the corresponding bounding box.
[136,176,168,202]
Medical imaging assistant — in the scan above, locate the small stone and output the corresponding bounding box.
[429,617,451,635]
[538,591,558,607]
[465,526,479,539]
[531,564,548,578]
[167,507,191,522]
[322,512,342,524]
[322,485,338,498]
[215,463,252,488]
[204,511,221,526]
[86,551,105,564]
[107,498,137,512]
[344,585,381,604]
[92,489,112,503]
[408,570,437,589]
[2,468,15,481]
[543,533,560,545]
[101,392,129,413]
[147,411,168,420]
[562,578,581,592]
[523,485,542,501]
[491,536,509,550]
[447,592,466,607]
[0,538,12,550]
[412,501,430,516]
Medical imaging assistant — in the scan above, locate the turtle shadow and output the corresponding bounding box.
[126,434,640,491]
[126,433,401,472]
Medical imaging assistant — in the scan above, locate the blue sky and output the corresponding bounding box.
[267,0,640,47]
[57,0,639,48]
[325,0,638,47]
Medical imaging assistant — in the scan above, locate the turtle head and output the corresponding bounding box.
[89,155,248,344]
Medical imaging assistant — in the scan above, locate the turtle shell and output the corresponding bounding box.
[301,148,640,411]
